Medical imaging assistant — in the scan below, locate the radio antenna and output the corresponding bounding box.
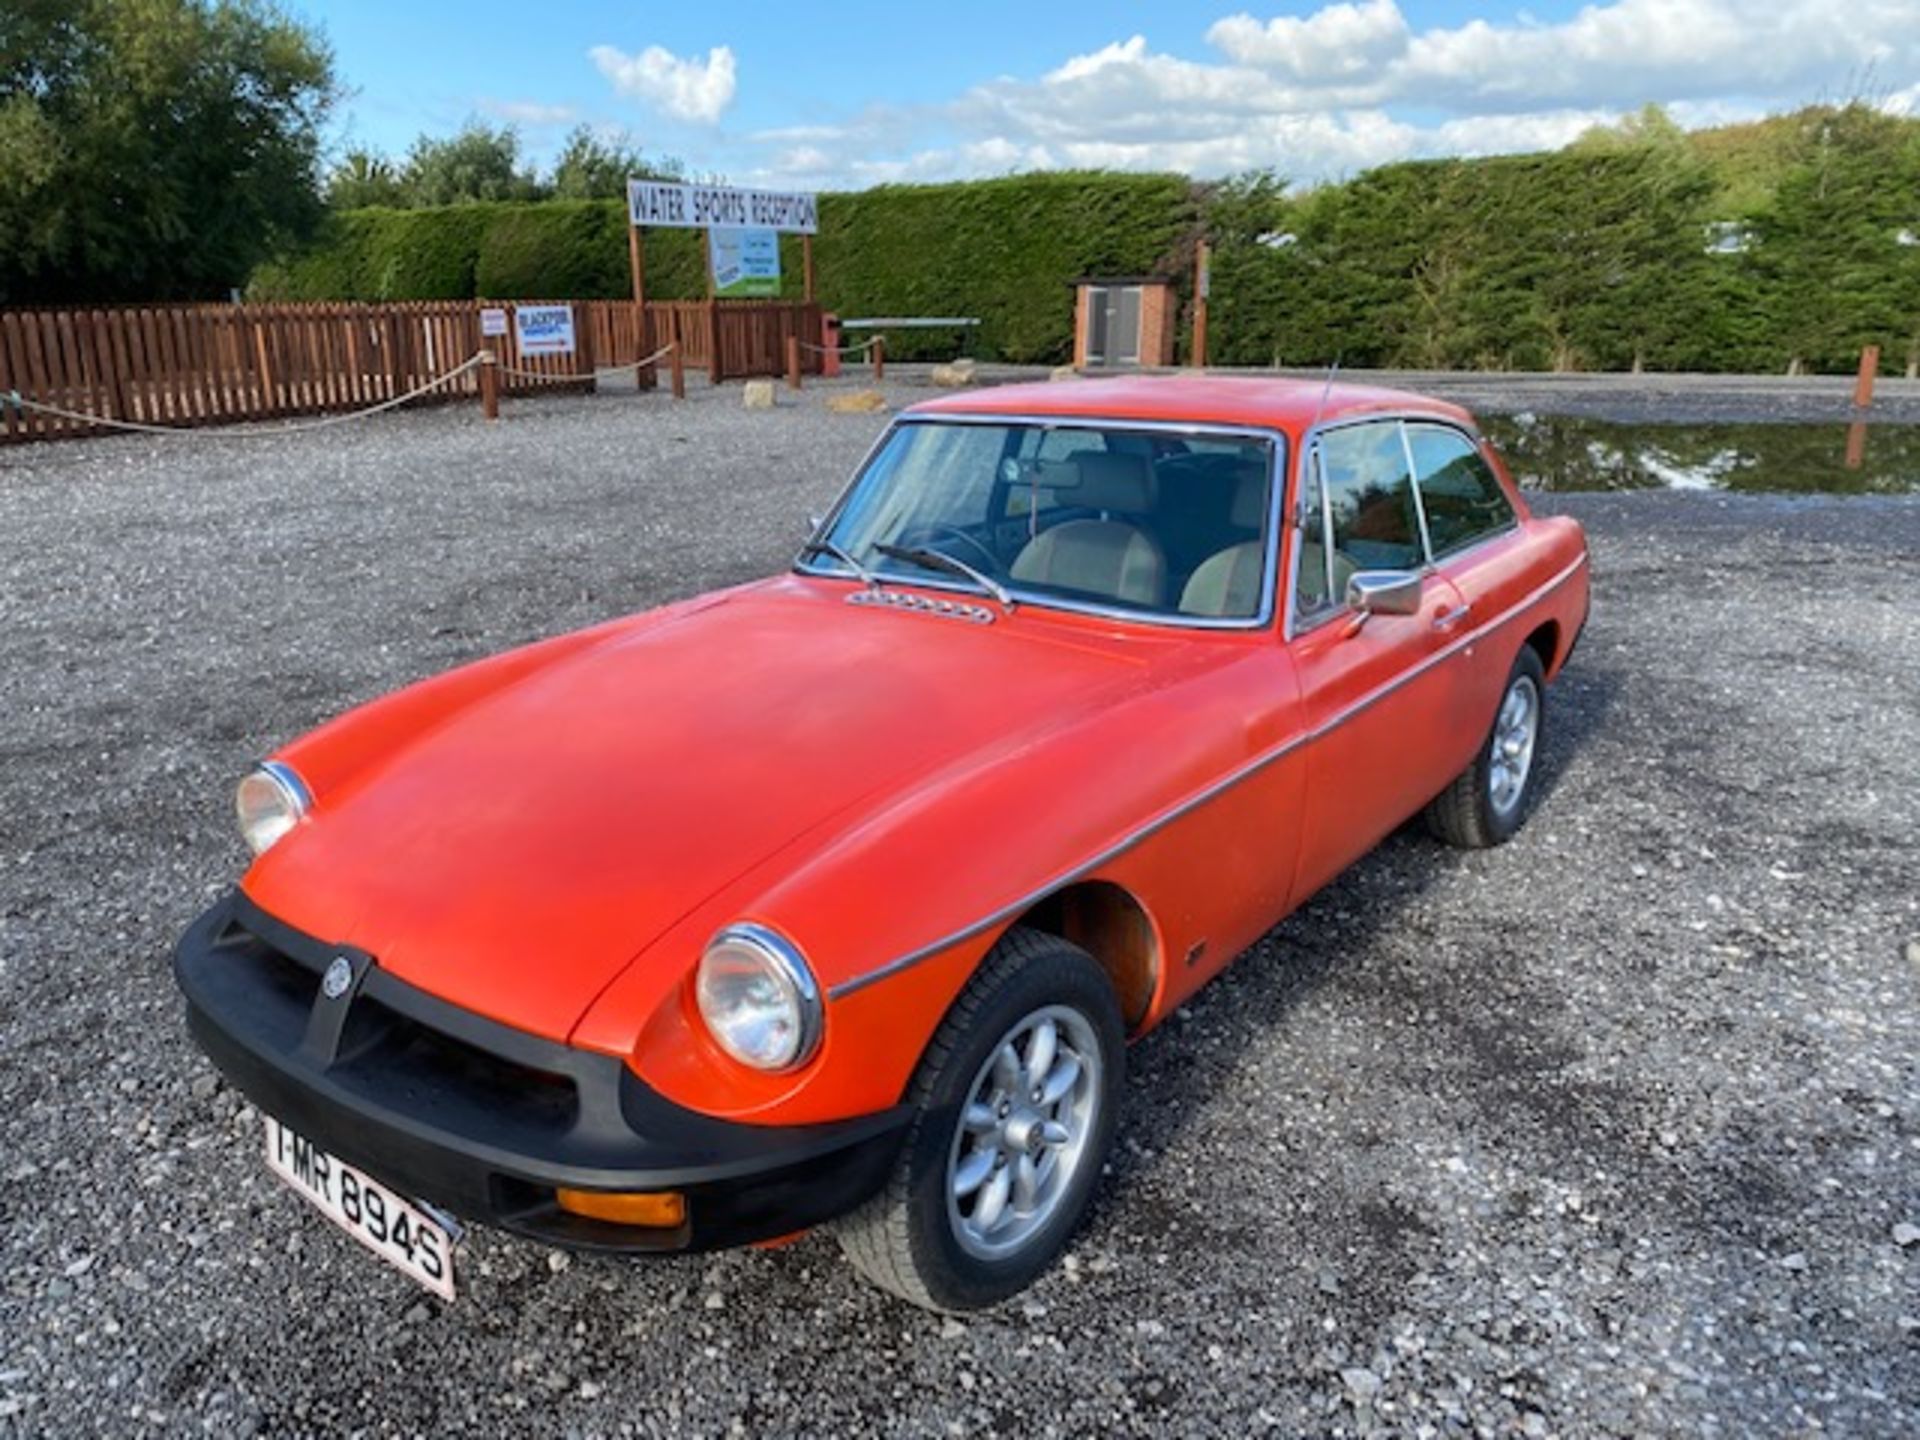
[1293,355,1341,529]
[1305,354,1341,435]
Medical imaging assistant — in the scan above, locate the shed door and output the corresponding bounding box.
[1085,286,1143,366]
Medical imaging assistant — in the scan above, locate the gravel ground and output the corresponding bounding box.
[2,376,1917,1436]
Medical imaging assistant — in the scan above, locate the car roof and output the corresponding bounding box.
[904,374,1475,434]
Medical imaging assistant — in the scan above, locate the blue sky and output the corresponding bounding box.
[301,0,1920,189]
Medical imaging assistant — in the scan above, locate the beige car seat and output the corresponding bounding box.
[1011,453,1167,607]
[1179,471,1271,617]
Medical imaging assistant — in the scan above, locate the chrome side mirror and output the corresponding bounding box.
[806,513,824,537]
[1345,570,1422,616]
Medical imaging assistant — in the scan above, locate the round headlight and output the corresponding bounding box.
[235,761,310,856]
[695,925,822,1071]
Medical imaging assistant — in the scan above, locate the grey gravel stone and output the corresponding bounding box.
[0,374,1916,1436]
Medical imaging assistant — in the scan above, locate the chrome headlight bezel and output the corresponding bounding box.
[694,923,823,1072]
[235,760,311,856]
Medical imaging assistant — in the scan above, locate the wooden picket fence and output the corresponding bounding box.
[0,298,823,443]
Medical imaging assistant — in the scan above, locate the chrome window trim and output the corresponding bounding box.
[1400,421,1438,562]
[828,548,1590,1001]
[793,412,1291,633]
[1283,443,1345,639]
[1282,410,1496,640]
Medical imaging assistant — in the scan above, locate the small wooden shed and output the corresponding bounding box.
[1072,276,1176,369]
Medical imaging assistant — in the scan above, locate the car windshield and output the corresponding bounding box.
[803,419,1279,623]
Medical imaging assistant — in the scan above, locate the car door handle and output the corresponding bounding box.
[1432,603,1472,632]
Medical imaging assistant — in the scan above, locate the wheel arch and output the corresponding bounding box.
[1002,879,1159,1033]
[1522,618,1562,678]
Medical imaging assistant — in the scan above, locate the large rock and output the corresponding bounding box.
[930,358,978,388]
[742,379,776,409]
[826,389,888,414]
[1049,364,1081,382]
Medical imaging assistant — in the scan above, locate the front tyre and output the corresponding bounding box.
[1426,645,1547,849]
[836,928,1123,1311]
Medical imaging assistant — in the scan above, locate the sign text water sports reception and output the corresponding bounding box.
[627,180,819,235]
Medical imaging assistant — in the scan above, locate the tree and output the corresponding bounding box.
[1198,171,1294,365]
[325,149,405,209]
[0,0,335,304]
[1568,102,1692,157]
[399,122,540,206]
[548,126,683,200]
[1758,105,1920,373]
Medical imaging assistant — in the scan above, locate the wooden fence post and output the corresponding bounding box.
[670,338,686,400]
[1853,344,1880,410]
[786,334,802,391]
[872,333,885,382]
[480,348,499,420]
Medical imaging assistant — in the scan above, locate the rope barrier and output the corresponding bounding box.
[796,336,883,356]
[497,342,677,383]
[0,354,485,439]
[1,338,702,444]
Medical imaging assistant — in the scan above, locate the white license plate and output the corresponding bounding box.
[263,1114,457,1300]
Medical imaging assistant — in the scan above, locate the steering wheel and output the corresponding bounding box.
[896,523,1002,573]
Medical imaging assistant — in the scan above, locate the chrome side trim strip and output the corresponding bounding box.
[826,548,1589,1001]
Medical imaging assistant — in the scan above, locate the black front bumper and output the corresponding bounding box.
[173,892,908,1252]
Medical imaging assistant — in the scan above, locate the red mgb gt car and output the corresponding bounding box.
[175,377,1588,1311]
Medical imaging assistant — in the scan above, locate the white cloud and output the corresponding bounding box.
[748,123,849,144]
[1211,0,1920,112]
[728,1,1920,189]
[589,43,737,124]
[481,99,577,127]
[1208,0,1411,80]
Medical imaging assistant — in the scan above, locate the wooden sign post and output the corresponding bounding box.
[627,221,654,388]
[624,180,821,389]
[1191,241,1210,369]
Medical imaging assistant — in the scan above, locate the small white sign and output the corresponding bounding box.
[513,304,575,357]
[480,307,508,337]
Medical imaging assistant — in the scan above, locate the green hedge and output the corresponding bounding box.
[250,206,495,300]
[809,172,1195,361]
[1204,106,1920,375]
[250,173,1197,362]
[251,110,1920,373]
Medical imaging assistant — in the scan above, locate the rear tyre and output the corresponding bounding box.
[836,927,1123,1312]
[1426,645,1547,849]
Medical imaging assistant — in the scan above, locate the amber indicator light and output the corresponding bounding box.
[554,1188,687,1227]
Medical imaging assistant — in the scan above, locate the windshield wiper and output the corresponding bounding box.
[872,542,1017,611]
[799,538,879,589]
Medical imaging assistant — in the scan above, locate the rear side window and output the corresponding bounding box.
[1408,425,1515,557]
[1320,422,1423,573]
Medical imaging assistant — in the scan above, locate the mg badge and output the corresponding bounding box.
[321,956,354,1000]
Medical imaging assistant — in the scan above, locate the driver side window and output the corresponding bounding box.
[1321,422,1423,574]
[1293,421,1426,627]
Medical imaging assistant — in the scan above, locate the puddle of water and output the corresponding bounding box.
[1479,415,1920,495]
